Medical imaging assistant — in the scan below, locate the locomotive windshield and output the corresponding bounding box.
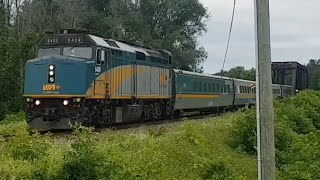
[63,47,92,59]
[37,46,93,59]
[38,48,60,57]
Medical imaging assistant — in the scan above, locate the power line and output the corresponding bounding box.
[221,0,236,73]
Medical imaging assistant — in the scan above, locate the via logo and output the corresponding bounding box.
[43,84,60,91]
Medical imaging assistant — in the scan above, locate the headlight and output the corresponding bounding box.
[49,77,55,83]
[73,98,81,103]
[26,98,31,102]
[35,100,41,106]
[49,71,54,76]
[63,100,69,106]
[49,65,55,70]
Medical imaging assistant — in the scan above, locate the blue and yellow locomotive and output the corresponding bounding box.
[23,30,293,130]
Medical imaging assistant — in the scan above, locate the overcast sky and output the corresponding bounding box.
[198,0,320,74]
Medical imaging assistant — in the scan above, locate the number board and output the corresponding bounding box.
[65,37,84,44]
[46,37,59,45]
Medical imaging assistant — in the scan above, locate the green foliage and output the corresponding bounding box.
[95,119,257,180]
[230,90,320,178]
[202,162,234,180]
[215,66,256,81]
[0,110,261,179]
[278,131,320,180]
[0,112,27,136]
[307,59,320,90]
[0,112,25,125]
[61,124,134,180]
[0,130,61,179]
[229,109,257,155]
[87,0,209,71]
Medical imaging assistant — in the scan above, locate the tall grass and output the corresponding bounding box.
[0,115,256,179]
[1,90,319,179]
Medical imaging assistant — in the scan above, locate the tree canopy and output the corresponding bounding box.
[215,66,256,81]
[306,59,320,90]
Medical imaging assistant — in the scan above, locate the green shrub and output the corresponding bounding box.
[61,124,134,180]
[202,162,234,180]
[5,131,53,163]
[0,112,25,125]
[278,131,320,180]
[229,109,257,155]
[0,112,28,136]
[230,90,320,178]
[0,130,58,179]
[291,90,320,130]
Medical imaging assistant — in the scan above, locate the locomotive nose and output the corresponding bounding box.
[24,55,89,97]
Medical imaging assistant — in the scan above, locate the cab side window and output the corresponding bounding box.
[97,49,105,65]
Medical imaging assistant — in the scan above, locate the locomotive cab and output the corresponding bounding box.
[23,31,107,130]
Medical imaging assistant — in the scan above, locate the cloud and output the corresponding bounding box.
[199,0,320,74]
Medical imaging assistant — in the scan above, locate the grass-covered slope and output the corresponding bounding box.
[0,115,256,179]
[1,90,320,179]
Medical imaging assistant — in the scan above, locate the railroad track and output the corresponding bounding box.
[0,110,231,141]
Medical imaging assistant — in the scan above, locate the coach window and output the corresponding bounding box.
[227,85,231,93]
[203,82,207,92]
[198,81,201,92]
[208,83,212,93]
[193,81,197,92]
[212,84,215,93]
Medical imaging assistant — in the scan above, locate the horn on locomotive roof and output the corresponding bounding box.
[61,28,89,34]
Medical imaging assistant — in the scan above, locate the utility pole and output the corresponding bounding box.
[254,0,276,180]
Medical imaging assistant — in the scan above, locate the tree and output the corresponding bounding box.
[86,0,209,71]
[215,66,256,81]
[306,59,320,90]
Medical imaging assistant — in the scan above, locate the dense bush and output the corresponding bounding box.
[61,125,134,180]
[0,112,26,125]
[230,90,320,178]
[0,112,28,136]
[0,130,60,179]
